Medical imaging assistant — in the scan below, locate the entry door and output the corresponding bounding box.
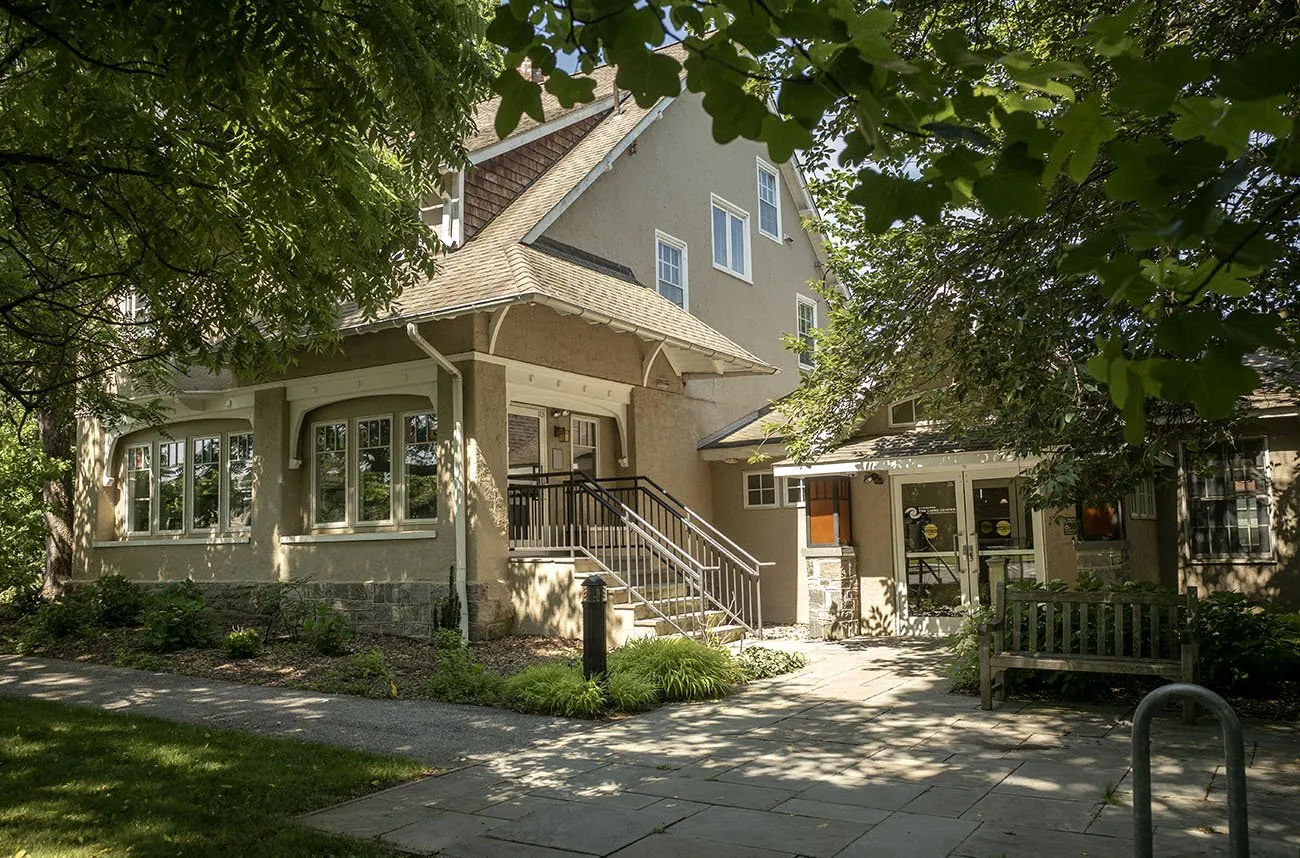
[507,406,545,545]
[894,471,1043,634]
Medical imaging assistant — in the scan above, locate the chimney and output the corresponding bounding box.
[518,57,545,83]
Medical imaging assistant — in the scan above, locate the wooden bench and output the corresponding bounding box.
[980,582,1199,723]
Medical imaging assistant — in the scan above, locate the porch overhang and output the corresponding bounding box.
[772,428,1041,477]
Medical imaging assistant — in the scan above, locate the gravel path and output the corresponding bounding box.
[0,655,591,768]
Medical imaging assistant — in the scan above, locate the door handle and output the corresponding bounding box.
[963,542,973,562]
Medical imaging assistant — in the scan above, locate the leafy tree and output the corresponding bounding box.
[1,1,497,590]
[0,404,62,606]
[488,0,1300,450]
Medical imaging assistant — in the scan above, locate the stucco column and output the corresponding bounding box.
[252,386,289,581]
[628,385,714,515]
[461,357,512,639]
[72,418,109,579]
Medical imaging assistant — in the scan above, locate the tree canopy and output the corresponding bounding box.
[489,0,1300,465]
[1,0,496,418]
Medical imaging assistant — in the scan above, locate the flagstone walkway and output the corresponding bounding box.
[304,638,1299,857]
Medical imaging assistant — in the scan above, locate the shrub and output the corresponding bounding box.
[89,574,146,627]
[142,581,213,652]
[607,669,658,712]
[249,579,312,642]
[947,606,995,694]
[735,646,809,681]
[15,594,94,651]
[224,627,262,659]
[426,632,504,705]
[1197,592,1300,696]
[351,648,399,699]
[503,662,606,718]
[607,637,742,702]
[301,606,355,656]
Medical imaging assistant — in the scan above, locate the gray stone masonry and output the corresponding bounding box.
[804,547,861,640]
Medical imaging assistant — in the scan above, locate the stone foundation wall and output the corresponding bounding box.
[1075,545,1131,585]
[805,548,861,640]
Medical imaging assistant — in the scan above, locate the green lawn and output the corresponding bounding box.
[0,696,429,857]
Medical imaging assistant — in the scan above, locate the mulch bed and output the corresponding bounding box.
[0,620,580,702]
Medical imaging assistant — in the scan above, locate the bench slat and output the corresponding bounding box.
[1114,600,1124,657]
[1012,600,1022,652]
[1098,601,1107,657]
[1063,599,1073,655]
[1132,603,1141,658]
[987,654,1183,677]
[1030,600,1038,651]
[1046,600,1055,653]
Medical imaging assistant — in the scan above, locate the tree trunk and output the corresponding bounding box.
[38,406,74,597]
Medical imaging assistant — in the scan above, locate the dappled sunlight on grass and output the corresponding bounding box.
[0,696,427,857]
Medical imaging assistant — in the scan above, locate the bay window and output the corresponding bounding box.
[122,430,254,536]
[311,411,438,529]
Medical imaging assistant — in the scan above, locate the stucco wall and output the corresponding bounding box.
[542,90,827,428]
[491,304,647,388]
[849,478,896,635]
[628,385,714,516]
[707,462,800,623]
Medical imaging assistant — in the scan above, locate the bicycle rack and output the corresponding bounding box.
[1131,683,1249,858]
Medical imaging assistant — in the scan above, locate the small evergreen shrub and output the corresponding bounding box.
[89,574,146,627]
[224,627,262,659]
[735,646,809,681]
[1197,592,1300,695]
[301,606,355,656]
[351,648,399,699]
[607,637,742,702]
[607,669,658,712]
[504,662,606,718]
[142,581,213,652]
[426,631,504,705]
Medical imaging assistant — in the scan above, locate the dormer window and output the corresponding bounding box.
[889,395,933,428]
[420,170,464,249]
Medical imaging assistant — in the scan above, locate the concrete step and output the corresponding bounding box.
[632,609,742,637]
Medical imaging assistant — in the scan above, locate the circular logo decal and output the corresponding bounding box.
[996,520,1012,537]
[922,523,939,540]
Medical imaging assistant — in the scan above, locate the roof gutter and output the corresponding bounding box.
[404,322,469,641]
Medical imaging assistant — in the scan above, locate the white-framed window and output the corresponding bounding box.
[122,430,254,536]
[1184,439,1272,559]
[711,194,751,281]
[402,412,438,522]
[420,169,464,249]
[1128,480,1156,520]
[796,296,817,369]
[744,470,778,509]
[655,230,688,309]
[313,421,349,527]
[757,158,782,242]
[227,433,254,529]
[125,445,152,534]
[190,436,221,531]
[572,416,598,477]
[357,416,394,523]
[782,476,805,507]
[312,412,439,529]
[889,396,932,428]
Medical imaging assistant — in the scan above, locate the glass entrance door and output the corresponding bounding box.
[895,470,1042,633]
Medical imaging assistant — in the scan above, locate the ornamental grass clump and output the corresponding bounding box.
[607,637,742,702]
[503,662,606,718]
[607,668,659,712]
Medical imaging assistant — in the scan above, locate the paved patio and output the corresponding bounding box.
[304,638,1299,857]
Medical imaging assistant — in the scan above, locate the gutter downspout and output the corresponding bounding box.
[405,323,469,641]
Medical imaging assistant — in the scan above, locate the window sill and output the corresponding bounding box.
[95,535,252,548]
[281,530,438,545]
[1187,555,1275,565]
[712,262,753,285]
[759,229,783,245]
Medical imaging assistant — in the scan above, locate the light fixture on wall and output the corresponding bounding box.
[864,472,884,485]
[551,409,569,418]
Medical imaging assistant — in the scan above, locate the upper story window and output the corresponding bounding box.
[711,194,751,282]
[1185,439,1271,559]
[796,296,817,369]
[420,170,464,249]
[312,411,438,528]
[889,395,933,428]
[572,415,598,477]
[757,159,782,242]
[744,470,777,509]
[123,430,254,536]
[655,230,688,309]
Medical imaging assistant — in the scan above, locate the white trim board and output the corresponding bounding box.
[468,97,618,166]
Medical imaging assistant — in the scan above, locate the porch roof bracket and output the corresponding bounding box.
[641,341,667,388]
[487,305,511,355]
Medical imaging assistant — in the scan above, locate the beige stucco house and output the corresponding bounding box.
[706,357,1300,638]
[72,49,831,642]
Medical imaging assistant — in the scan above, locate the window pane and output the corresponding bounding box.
[746,473,775,506]
[758,168,779,236]
[572,417,597,478]
[158,441,185,532]
[314,421,347,525]
[126,445,151,533]
[228,433,253,528]
[1186,440,1270,557]
[657,240,685,307]
[712,206,728,268]
[358,417,392,522]
[404,413,438,520]
[729,213,746,276]
[191,437,220,529]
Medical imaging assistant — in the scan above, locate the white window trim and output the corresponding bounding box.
[1180,437,1274,562]
[782,476,805,508]
[743,470,779,509]
[122,431,253,538]
[710,193,753,284]
[155,440,186,535]
[355,413,396,526]
[756,157,783,243]
[421,169,464,249]
[125,443,153,535]
[571,415,598,474]
[188,435,222,534]
[796,295,817,370]
[311,419,350,529]
[653,229,689,311]
[226,432,254,531]
[888,395,938,429]
[1128,479,1156,520]
[400,410,439,524]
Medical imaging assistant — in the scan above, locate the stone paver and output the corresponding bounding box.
[8,639,1296,857]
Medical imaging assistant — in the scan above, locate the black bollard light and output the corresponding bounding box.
[582,575,608,680]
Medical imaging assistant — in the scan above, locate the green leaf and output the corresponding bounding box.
[777,76,840,131]
[702,85,768,144]
[1111,48,1211,114]
[1150,348,1259,419]
[846,170,946,232]
[1216,43,1300,100]
[1046,94,1117,184]
[485,6,533,51]
[1172,96,1292,158]
[761,114,814,164]
[544,71,597,110]
[972,142,1046,218]
[492,68,544,139]
[612,48,683,108]
[931,29,996,69]
[1084,4,1144,57]
[1154,313,1220,357]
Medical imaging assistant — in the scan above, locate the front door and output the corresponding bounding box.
[894,470,1042,634]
